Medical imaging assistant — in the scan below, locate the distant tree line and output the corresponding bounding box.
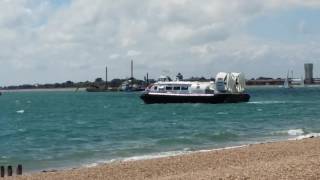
[0,78,156,90]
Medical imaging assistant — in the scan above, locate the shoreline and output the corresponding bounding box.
[5,136,320,180]
[23,132,318,174]
[18,141,258,174]
[17,136,298,174]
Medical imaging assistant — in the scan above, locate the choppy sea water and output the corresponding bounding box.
[1,86,320,172]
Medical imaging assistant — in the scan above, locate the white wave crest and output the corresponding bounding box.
[248,101,286,104]
[16,110,25,114]
[287,129,304,136]
[216,112,229,115]
[271,129,305,136]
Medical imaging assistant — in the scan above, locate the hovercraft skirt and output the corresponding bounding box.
[140,93,250,104]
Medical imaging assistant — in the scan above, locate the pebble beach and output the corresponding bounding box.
[5,137,320,180]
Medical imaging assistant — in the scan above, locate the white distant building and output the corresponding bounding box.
[304,63,313,84]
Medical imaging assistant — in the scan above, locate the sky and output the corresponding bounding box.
[0,0,320,86]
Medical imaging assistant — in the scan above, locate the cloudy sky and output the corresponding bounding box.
[0,0,320,85]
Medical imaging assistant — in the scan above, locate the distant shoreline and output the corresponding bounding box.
[0,88,86,92]
[2,84,320,93]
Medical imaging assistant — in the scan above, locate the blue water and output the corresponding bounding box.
[1,87,320,172]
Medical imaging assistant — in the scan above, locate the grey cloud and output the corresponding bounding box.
[0,0,320,85]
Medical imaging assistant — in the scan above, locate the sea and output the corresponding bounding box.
[1,86,320,172]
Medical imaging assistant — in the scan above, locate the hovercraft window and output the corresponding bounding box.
[154,86,157,90]
[173,86,180,90]
[166,86,173,90]
[181,86,188,90]
[158,86,165,91]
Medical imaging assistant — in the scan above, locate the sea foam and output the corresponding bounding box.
[123,150,190,162]
[289,133,320,140]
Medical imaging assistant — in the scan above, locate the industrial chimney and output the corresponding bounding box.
[131,60,133,79]
[105,66,108,90]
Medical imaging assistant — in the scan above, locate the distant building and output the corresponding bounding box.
[256,77,273,80]
[304,63,313,84]
[246,78,284,86]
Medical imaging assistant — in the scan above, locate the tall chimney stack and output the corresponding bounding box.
[131,60,133,79]
[105,66,108,89]
[147,73,149,84]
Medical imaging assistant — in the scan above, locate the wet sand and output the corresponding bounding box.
[5,138,320,180]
